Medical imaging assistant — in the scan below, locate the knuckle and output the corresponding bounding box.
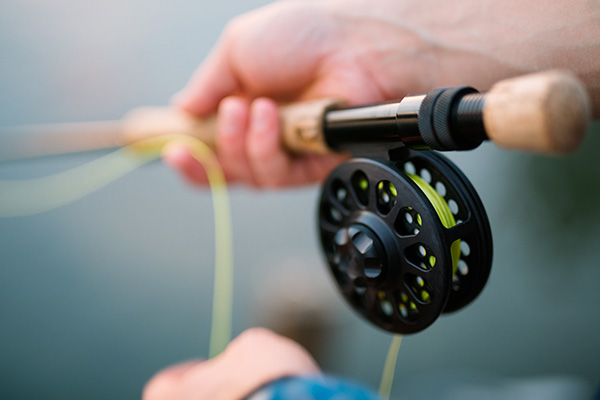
[246,137,270,160]
[253,172,285,189]
[142,372,175,400]
[228,327,280,352]
[265,176,289,189]
[224,14,248,38]
[237,327,276,344]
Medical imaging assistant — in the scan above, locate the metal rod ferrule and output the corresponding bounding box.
[323,94,428,154]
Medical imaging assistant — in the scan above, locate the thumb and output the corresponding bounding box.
[172,40,241,116]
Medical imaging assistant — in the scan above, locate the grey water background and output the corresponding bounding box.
[0,0,599,399]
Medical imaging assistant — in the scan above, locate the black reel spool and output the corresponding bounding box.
[318,149,492,334]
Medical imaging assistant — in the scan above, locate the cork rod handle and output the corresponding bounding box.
[482,70,591,154]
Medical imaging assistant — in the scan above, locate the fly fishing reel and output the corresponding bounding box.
[312,73,590,334]
[311,86,500,334]
[318,148,492,334]
[313,71,590,334]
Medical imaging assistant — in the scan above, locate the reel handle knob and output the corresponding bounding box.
[483,70,592,154]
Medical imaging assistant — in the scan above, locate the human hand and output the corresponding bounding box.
[142,328,321,400]
[164,0,416,188]
[165,0,599,188]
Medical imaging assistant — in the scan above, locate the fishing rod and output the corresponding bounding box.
[0,69,592,334]
[0,70,589,161]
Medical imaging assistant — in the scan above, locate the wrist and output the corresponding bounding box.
[244,375,382,400]
[324,0,437,99]
[325,0,599,112]
[217,328,322,399]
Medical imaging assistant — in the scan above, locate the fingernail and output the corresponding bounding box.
[250,98,270,133]
[161,143,189,167]
[220,98,242,137]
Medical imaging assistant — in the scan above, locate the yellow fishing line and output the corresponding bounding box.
[378,334,403,400]
[408,173,460,274]
[378,173,461,400]
[0,147,157,218]
[1,138,468,399]
[0,134,233,358]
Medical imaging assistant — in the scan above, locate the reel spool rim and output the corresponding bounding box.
[405,151,493,313]
[397,150,493,313]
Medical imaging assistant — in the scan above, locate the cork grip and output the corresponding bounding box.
[482,70,592,154]
[121,99,341,155]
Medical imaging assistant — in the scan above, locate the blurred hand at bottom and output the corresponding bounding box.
[142,328,321,400]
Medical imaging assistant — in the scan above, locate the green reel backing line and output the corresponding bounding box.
[318,149,492,334]
[407,172,461,275]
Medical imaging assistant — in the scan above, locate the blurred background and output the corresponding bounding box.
[0,0,598,399]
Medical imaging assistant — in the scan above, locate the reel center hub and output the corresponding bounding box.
[334,223,387,284]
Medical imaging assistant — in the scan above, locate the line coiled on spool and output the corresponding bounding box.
[407,173,461,274]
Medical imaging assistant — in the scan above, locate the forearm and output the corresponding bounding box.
[330,0,600,116]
